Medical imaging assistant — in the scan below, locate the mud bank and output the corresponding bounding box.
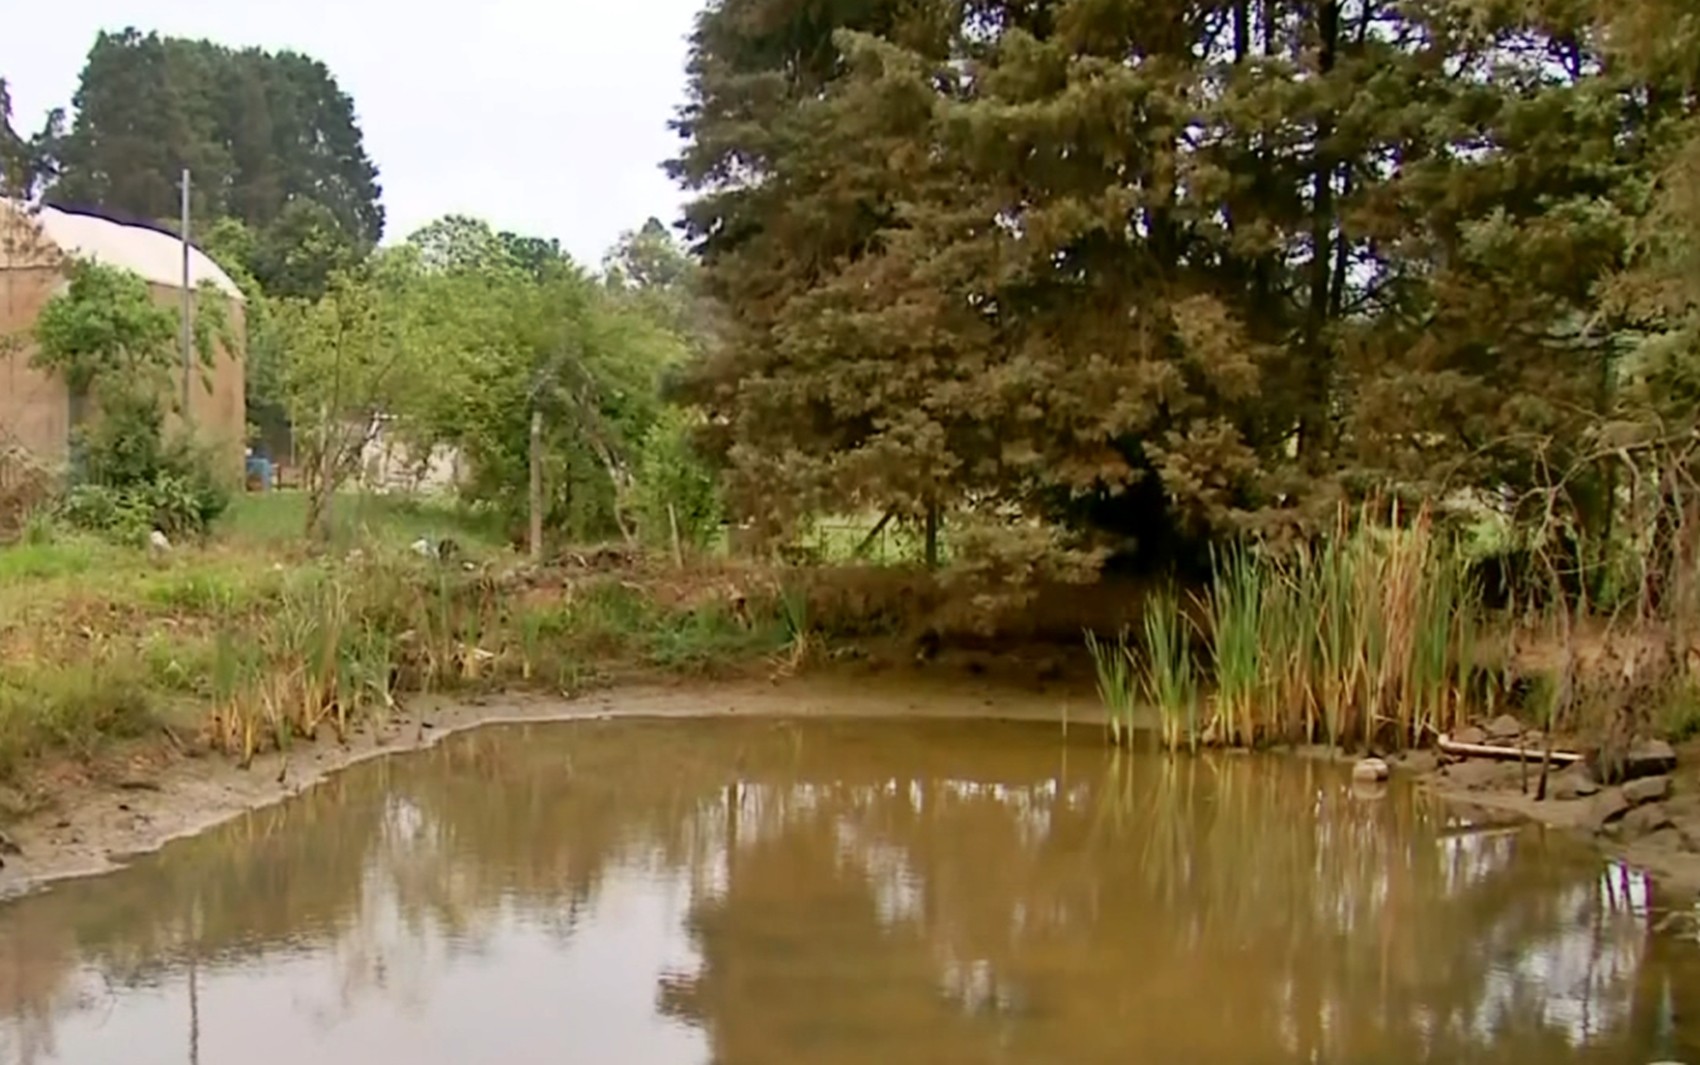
[0,671,1101,896]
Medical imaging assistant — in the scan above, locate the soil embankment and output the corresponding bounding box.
[0,667,1101,894]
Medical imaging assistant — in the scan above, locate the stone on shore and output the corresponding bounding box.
[1623,775,1671,806]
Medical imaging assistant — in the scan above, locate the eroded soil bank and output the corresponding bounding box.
[0,668,1103,894]
[3,667,1698,904]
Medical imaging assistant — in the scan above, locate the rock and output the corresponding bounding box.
[1443,759,1520,791]
[1585,788,1632,833]
[1454,726,1488,746]
[1641,827,1688,852]
[1623,775,1672,806]
[1352,757,1390,783]
[1397,750,1440,775]
[147,528,172,554]
[1546,764,1600,801]
[1619,802,1676,841]
[1486,715,1523,741]
[0,831,19,857]
[1623,740,1678,781]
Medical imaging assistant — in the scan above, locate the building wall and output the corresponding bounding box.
[0,267,71,464]
[0,269,248,481]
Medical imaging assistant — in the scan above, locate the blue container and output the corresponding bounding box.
[245,456,275,492]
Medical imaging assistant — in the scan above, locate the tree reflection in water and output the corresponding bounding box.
[0,718,1691,1065]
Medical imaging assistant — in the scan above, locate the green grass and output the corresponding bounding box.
[0,490,818,783]
[0,535,126,584]
[0,658,160,780]
[221,490,508,554]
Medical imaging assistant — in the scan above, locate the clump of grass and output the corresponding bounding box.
[1091,501,1479,751]
[1204,545,1264,747]
[1140,588,1199,752]
[0,656,157,778]
[1085,628,1137,746]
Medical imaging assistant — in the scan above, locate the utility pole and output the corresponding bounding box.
[179,168,193,426]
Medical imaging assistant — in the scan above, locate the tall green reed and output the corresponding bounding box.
[1090,502,1480,751]
[1140,587,1199,751]
[1085,629,1137,746]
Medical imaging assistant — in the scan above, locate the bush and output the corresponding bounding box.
[59,384,231,543]
[635,407,722,551]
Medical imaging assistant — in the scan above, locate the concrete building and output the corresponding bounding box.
[0,200,247,479]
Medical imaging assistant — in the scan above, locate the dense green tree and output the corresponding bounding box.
[671,0,1687,568]
[42,29,383,244]
[247,197,364,299]
[398,218,687,543]
[603,216,720,349]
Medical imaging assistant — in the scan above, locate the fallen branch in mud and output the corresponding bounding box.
[1437,734,1582,765]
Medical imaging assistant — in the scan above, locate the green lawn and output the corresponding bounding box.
[220,490,509,554]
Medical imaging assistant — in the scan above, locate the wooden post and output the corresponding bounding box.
[528,407,543,563]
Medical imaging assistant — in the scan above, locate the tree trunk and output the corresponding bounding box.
[307,405,334,543]
[924,504,940,570]
[528,407,544,564]
[1298,0,1341,467]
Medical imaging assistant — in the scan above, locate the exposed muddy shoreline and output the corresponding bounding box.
[0,671,1104,896]
[2,672,1697,903]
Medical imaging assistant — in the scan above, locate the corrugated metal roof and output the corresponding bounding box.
[0,199,244,300]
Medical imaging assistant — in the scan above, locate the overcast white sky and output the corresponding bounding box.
[2,0,707,265]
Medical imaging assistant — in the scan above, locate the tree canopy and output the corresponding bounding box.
[670,0,1699,567]
[37,29,383,247]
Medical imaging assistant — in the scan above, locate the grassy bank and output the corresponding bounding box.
[1087,504,1700,753]
[0,492,826,801]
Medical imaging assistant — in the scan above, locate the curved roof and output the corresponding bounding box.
[0,200,244,300]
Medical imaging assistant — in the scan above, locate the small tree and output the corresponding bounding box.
[32,259,230,538]
[270,259,418,541]
[33,259,177,435]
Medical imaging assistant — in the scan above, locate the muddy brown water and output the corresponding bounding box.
[0,717,1696,1065]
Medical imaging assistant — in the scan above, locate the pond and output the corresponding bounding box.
[0,717,1694,1064]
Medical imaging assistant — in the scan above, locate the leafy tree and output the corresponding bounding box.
[248,197,364,299]
[392,217,688,547]
[42,29,383,243]
[670,0,1684,572]
[33,260,177,430]
[32,260,229,537]
[268,255,419,540]
[603,217,719,346]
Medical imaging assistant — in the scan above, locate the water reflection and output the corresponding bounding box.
[0,718,1692,1065]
